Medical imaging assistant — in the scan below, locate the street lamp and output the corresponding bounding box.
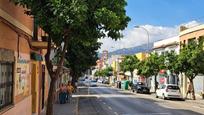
[134,26,150,53]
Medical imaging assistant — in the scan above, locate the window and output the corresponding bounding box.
[188,38,196,44]
[0,62,13,110]
[198,36,204,43]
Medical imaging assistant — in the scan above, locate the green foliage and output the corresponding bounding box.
[12,0,130,41]
[120,55,139,73]
[95,67,113,77]
[137,53,166,78]
[164,51,180,75]
[177,40,204,80]
[65,38,100,78]
[137,60,152,78]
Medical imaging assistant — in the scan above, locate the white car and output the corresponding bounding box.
[97,79,103,83]
[90,80,97,87]
[156,84,183,100]
[84,79,91,86]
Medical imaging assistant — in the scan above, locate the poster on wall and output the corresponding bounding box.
[16,59,29,96]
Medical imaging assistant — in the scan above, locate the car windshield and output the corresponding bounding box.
[167,85,179,90]
[91,80,97,82]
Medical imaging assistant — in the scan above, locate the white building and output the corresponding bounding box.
[153,36,180,54]
[150,36,180,92]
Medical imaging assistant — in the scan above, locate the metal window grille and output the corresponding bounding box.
[0,62,13,110]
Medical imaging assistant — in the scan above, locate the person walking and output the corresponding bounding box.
[186,82,193,99]
[67,81,74,103]
[59,83,64,104]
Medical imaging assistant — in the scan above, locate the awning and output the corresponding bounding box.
[31,52,43,61]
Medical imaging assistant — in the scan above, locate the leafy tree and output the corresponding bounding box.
[177,40,204,100]
[165,51,180,76]
[95,67,113,77]
[140,53,165,91]
[137,60,152,79]
[94,70,101,77]
[65,38,100,83]
[120,55,139,81]
[164,51,181,84]
[11,0,130,115]
[102,66,113,77]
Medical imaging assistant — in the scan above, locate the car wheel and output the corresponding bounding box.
[163,94,166,100]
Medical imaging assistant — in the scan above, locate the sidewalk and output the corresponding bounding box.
[41,96,78,115]
[40,87,89,115]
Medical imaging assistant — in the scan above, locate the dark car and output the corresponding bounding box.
[132,82,150,94]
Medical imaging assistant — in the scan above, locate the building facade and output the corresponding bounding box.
[0,1,48,115]
[153,36,180,55]
[179,24,204,98]
[150,37,180,92]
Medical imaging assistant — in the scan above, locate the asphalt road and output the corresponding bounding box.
[77,86,203,115]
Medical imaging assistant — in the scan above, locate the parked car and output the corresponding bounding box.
[84,79,91,86]
[102,79,109,84]
[132,82,150,94]
[156,84,183,100]
[90,80,97,87]
[97,79,103,83]
[78,78,85,86]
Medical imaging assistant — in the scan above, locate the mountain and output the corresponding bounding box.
[99,43,153,57]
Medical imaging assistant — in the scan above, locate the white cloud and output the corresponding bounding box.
[182,20,201,28]
[98,20,201,53]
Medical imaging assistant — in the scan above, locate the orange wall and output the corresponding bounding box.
[0,22,30,54]
[180,29,204,43]
[0,0,33,31]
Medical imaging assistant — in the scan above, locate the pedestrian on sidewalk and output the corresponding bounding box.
[186,82,193,99]
[67,81,74,103]
[59,83,64,104]
[59,83,67,104]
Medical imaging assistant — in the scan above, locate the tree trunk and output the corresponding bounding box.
[46,78,56,115]
[45,35,69,115]
[130,72,133,82]
[154,74,158,92]
[190,79,196,100]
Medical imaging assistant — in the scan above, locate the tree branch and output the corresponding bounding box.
[45,35,54,78]
[55,36,69,78]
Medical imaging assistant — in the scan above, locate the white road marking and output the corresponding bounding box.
[122,113,170,115]
[193,106,200,109]
[192,105,204,110]
[108,106,112,110]
[150,113,170,115]
[114,112,119,115]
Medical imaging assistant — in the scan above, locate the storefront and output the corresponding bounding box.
[157,69,178,85]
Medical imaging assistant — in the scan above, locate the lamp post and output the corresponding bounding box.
[134,26,150,53]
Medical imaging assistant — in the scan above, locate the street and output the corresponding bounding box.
[75,85,204,115]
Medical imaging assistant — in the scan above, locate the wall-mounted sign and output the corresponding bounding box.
[16,59,30,96]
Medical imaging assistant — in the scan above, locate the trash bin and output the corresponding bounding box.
[121,80,129,90]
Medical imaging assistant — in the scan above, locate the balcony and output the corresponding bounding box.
[31,36,48,49]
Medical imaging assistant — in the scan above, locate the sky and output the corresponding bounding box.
[99,0,204,52]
